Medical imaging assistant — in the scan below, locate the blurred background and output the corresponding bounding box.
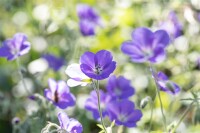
[1,0,200,132]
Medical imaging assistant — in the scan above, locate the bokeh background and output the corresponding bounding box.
[1,0,200,132]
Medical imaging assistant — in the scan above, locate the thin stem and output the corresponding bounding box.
[95,80,107,133]
[171,101,194,133]
[149,63,167,131]
[16,58,30,95]
[148,100,154,132]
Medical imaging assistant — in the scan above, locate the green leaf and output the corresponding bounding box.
[97,124,104,130]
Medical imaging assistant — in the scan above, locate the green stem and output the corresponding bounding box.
[95,80,107,133]
[171,102,194,133]
[149,63,167,131]
[148,100,154,132]
[16,58,30,95]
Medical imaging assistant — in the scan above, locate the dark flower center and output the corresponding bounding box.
[94,64,103,75]
[54,90,59,103]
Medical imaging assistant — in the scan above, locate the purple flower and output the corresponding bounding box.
[58,112,83,133]
[107,100,142,127]
[121,27,170,63]
[157,72,181,95]
[42,54,65,71]
[77,4,101,36]
[160,11,183,39]
[80,50,116,80]
[44,78,75,109]
[106,75,135,99]
[85,90,112,120]
[0,33,31,61]
[79,20,96,36]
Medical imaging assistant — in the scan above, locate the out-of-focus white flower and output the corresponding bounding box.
[65,63,91,87]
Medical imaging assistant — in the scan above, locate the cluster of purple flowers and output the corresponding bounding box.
[121,27,181,95]
[85,75,142,127]
[0,5,185,132]
[77,4,101,36]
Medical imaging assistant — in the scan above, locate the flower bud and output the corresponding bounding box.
[194,108,200,124]
[140,96,152,109]
[12,117,20,125]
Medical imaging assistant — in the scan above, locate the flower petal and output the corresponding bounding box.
[65,63,89,79]
[149,47,166,63]
[58,112,69,130]
[67,79,85,87]
[131,27,153,47]
[48,78,57,93]
[95,50,113,68]
[96,61,116,80]
[44,89,52,101]
[153,30,170,48]
[67,118,83,133]
[80,51,95,68]
[19,42,31,56]
[121,41,143,57]
[157,72,168,80]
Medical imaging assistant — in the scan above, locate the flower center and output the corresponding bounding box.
[142,48,152,57]
[118,114,128,122]
[94,64,103,75]
[54,90,59,103]
[114,88,122,96]
[11,48,19,55]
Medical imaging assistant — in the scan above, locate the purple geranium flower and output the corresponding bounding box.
[44,78,75,109]
[160,11,183,39]
[121,27,170,63]
[42,54,65,71]
[85,90,112,120]
[58,112,83,133]
[79,20,96,36]
[80,50,116,80]
[77,4,101,36]
[106,75,135,99]
[156,72,181,95]
[0,33,31,61]
[107,100,142,127]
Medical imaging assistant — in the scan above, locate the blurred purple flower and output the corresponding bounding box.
[80,50,116,80]
[58,112,83,133]
[77,4,101,36]
[42,54,65,71]
[0,33,31,61]
[85,90,112,120]
[44,78,75,109]
[79,20,96,36]
[160,11,183,39]
[107,100,142,127]
[106,75,135,99]
[121,27,170,63]
[157,72,181,95]
[28,95,36,101]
